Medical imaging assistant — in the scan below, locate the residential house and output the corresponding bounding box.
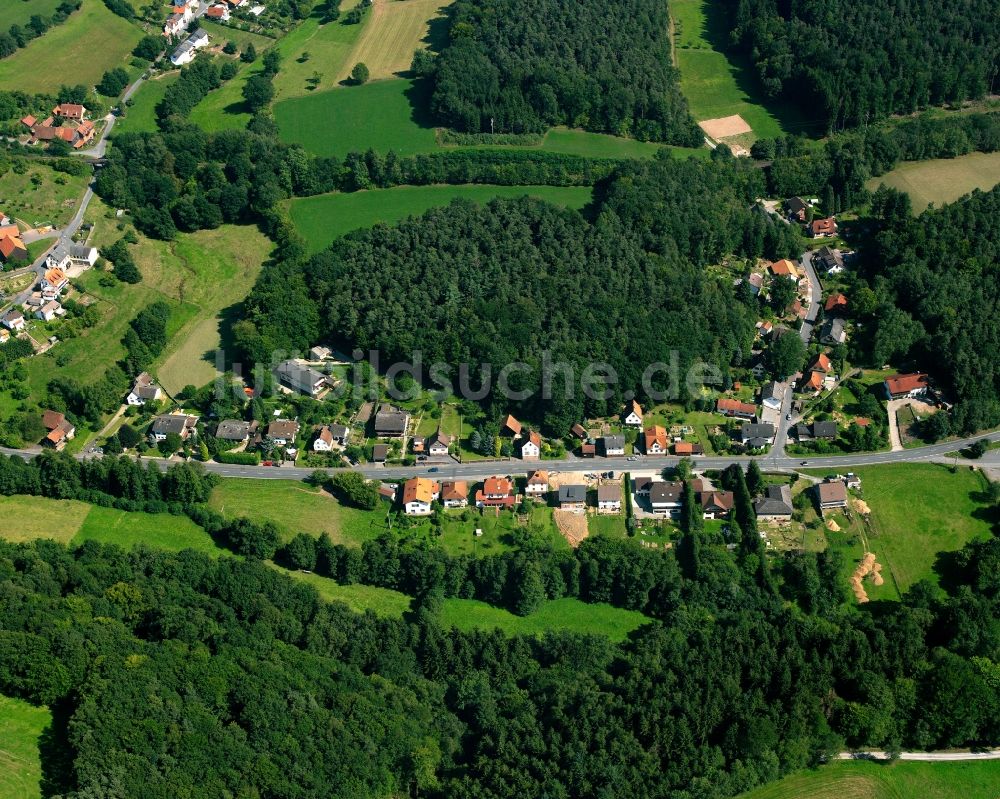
[52,103,86,120]
[761,381,785,411]
[746,272,764,296]
[371,444,388,463]
[755,484,793,520]
[525,470,549,497]
[815,245,844,274]
[844,473,862,490]
[170,29,209,66]
[313,426,336,452]
[34,300,61,322]
[216,419,252,444]
[68,245,99,267]
[41,410,75,450]
[806,352,833,375]
[373,405,409,437]
[815,480,848,512]
[798,369,825,394]
[672,441,703,456]
[427,431,452,458]
[716,398,756,420]
[309,345,332,360]
[2,310,25,331]
[644,425,667,454]
[649,481,683,514]
[126,372,162,406]
[621,399,643,427]
[149,414,198,442]
[768,259,799,279]
[596,484,621,513]
[378,483,396,502]
[570,423,587,440]
[633,476,653,497]
[785,196,810,222]
[812,420,838,440]
[411,436,425,455]
[475,476,517,509]
[883,373,930,400]
[819,317,847,346]
[41,267,68,294]
[580,442,596,457]
[402,477,440,515]
[519,430,541,460]
[558,484,587,510]
[740,422,775,448]
[205,4,230,20]
[0,233,28,263]
[266,419,300,447]
[824,292,848,315]
[810,216,838,238]
[700,490,734,520]
[440,480,468,508]
[500,414,522,438]
[599,435,625,457]
[163,9,190,36]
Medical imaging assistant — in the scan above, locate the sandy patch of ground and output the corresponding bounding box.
[553,509,588,547]
[699,114,752,139]
[853,498,871,515]
[826,518,841,532]
[850,551,884,603]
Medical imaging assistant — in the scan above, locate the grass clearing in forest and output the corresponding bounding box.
[285,184,593,252]
[0,0,143,94]
[0,495,92,544]
[0,694,51,799]
[866,151,1000,213]
[114,72,181,136]
[280,567,413,616]
[74,505,223,555]
[737,759,1000,799]
[439,597,651,642]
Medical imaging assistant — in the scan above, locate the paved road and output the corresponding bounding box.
[838,749,1000,762]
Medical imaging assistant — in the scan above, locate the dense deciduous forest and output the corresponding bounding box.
[424,0,702,144]
[237,157,801,432]
[725,0,1000,130]
[1,460,998,797]
[856,186,1000,433]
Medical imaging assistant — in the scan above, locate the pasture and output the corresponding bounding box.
[114,72,181,136]
[439,597,651,642]
[271,8,365,99]
[866,151,1000,213]
[0,495,92,544]
[738,759,1000,799]
[286,183,593,252]
[73,505,222,555]
[0,163,91,229]
[0,695,51,799]
[280,567,413,616]
[0,0,143,94]
[337,0,450,82]
[9,0,66,28]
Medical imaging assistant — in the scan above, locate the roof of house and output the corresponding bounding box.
[623,399,643,419]
[769,259,799,278]
[440,480,468,501]
[807,352,832,373]
[634,476,653,491]
[526,470,549,485]
[275,360,327,390]
[811,216,837,235]
[580,442,596,455]
[372,444,388,460]
[374,406,408,435]
[820,317,846,341]
[597,485,620,502]
[571,423,587,438]
[205,5,225,14]
[601,434,625,448]
[701,490,734,511]
[523,430,541,449]
[761,381,784,401]
[716,397,757,416]
[741,422,776,440]
[817,481,847,504]
[216,419,251,440]
[4,309,24,322]
[786,196,808,213]
[329,423,349,439]
[403,477,438,505]
[0,236,26,258]
[813,420,838,438]
[755,484,793,516]
[824,292,848,312]
[800,370,825,391]
[429,431,453,448]
[42,409,66,431]
[501,414,522,435]
[482,476,514,495]
[673,441,698,455]
[644,425,667,450]
[558,484,587,503]
[317,427,334,445]
[815,245,844,269]
[131,384,160,400]
[795,423,812,439]
[151,414,197,435]
[649,481,683,505]
[43,267,66,285]
[69,244,96,260]
[53,103,85,116]
[885,373,929,395]
[267,419,299,439]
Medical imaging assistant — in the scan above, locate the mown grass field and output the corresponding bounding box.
[0,0,143,94]
[852,463,996,592]
[439,597,651,642]
[738,759,1000,799]
[73,505,222,555]
[9,0,66,28]
[671,0,808,140]
[0,495,92,544]
[286,184,593,252]
[280,567,413,616]
[866,151,1000,213]
[114,72,181,136]
[0,163,90,229]
[209,479,390,546]
[0,694,51,799]
[336,0,449,82]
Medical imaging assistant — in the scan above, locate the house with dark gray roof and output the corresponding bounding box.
[215,419,252,442]
[275,360,329,396]
[754,484,793,520]
[373,405,409,437]
[812,420,838,439]
[149,414,198,442]
[740,423,775,446]
[599,435,625,456]
[819,317,847,346]
[558,484,587,509]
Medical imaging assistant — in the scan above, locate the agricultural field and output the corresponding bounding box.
[532,128,707,160]
[866,151,1000,213]
[738,759,1000,799]
[0,694,51,799]
[439,597,651,642]
[0,162,91,229]
[670,0,808,143]
[286,184,594,252]
[74,505,222,555]
[0,0,144,94]
[114,72,181,136]
[280,567,413,616]
[0,495,92,544]
[8,0,66,28]
[336,0,449,82]
[209,478,389,546]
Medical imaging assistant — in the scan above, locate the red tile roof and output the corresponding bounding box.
[824,292,848,312]
[885,373,929,395]
[716,398,756,416]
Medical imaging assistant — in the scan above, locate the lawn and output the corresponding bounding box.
[279,566,413,616]
[113,72,181,136]
[0,163,91,229]
[439,597,651,642]
[738,759,1000,799]
[270,9,365,99]
[73,505,223,555]
[866,151,1000,213]
[286,184,593,252]
[671,0,810,141]
[209,478,389,545]
[0,694,51,799]
[336,0,449,82]
[8,0,66,28]
[188,57,260,133]
[535,127,707,160]
[851,463,996,592]
[0,0,143,94]
[0,495,92,544]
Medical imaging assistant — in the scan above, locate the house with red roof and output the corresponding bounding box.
[883,373,930,400]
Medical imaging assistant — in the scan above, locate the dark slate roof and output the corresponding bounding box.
[558,484,587,503]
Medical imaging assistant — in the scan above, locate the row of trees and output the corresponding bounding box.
[0,0,81,60]
[425,0,702,144]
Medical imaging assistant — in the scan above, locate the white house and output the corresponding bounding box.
[69,245,99,267]
[402,477,439,515]
[440,480,468,508]
[205,4,231,20]
[649,481,683,514]
[622,399,643,427]
[427,432,452,458]
[34,300,61,322]
[761,381,785,411]
[597,485,621,513]
[525,470,549,496]
[313,423,349,452]
[519,430,541,460]
[163,11,190,37]
[2,310,25,331]
[127,373,163,406]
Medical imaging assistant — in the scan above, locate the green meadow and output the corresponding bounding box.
[866,151,1000,213]
[0,695,51,799]
[286,184,594,252]
[114,72,181,136]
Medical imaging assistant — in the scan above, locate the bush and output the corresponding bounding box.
[351,62,369,84]
[215,450,261,465]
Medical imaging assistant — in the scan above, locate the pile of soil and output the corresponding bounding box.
[826,518,841,532]
[850,552,884,602]
[553,509,588,547]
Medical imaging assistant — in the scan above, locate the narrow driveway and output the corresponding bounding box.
[838,750,1000,762]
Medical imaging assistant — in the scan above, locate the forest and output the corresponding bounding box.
[725,0,1000,130]
[236,156,801,432]
[1,459,998,797]
[424,0,703,144]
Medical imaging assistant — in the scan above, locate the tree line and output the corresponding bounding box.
[423,0,703,145]
[0,0,81,60]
